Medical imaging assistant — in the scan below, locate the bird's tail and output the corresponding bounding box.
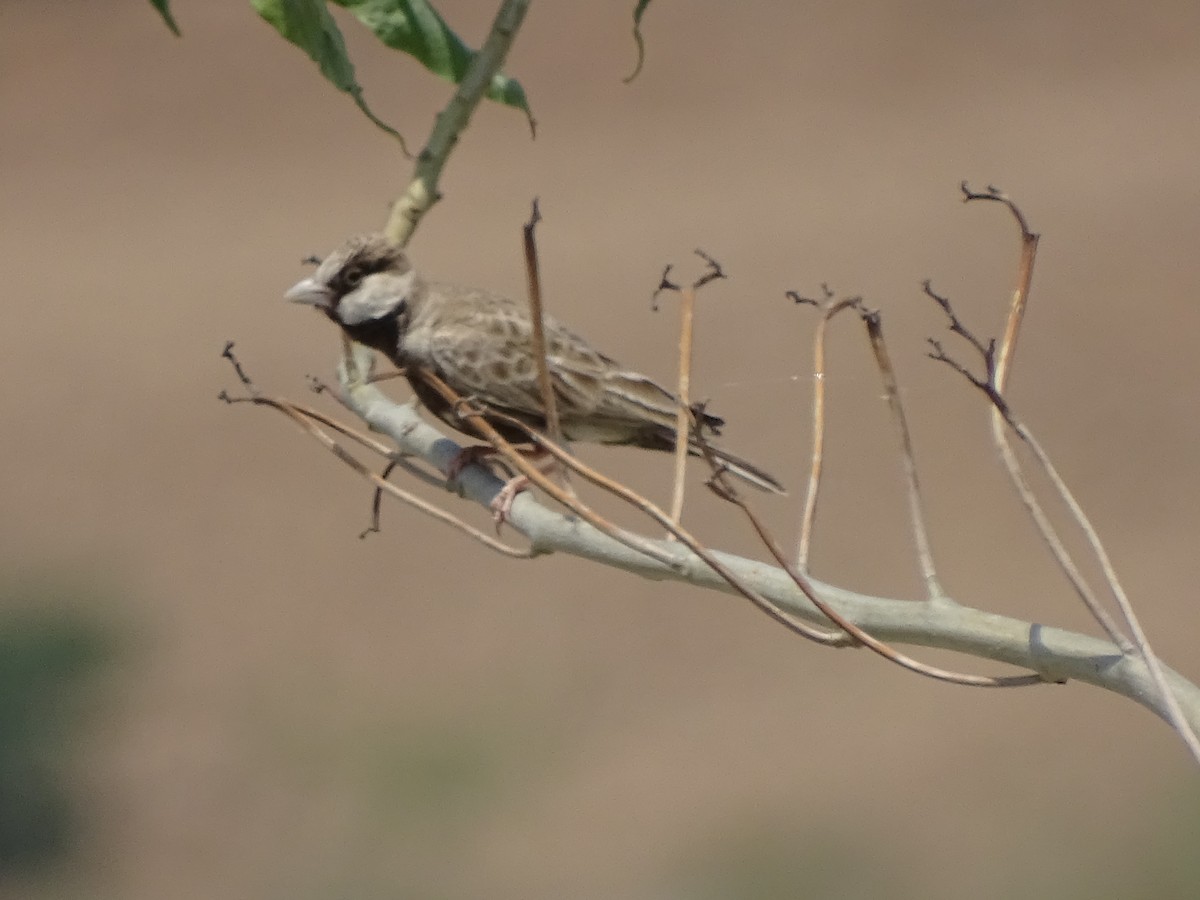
[688,440,786,495]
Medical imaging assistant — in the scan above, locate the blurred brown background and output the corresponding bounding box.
[3,2,1200,897]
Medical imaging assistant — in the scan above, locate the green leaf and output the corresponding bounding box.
[148,0,181,36]
[331,0,532,122]
[251,0,406,146]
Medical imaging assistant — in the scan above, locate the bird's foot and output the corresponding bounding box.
[447,443,554,482]
[446,444,505,481]
[490,475,531,530]
[446,444,550,530]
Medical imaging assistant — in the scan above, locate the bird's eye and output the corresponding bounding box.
[342,264,367,289]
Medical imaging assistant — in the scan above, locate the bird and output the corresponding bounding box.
[285,233,785,494]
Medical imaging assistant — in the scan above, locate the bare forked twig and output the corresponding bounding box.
[787,287,859,571]
[442,390,851,646]
[959,181,1036,391]
[693,424,1043,687]
[926,282,1132,645]
[935,186,1200,763]
[653,250,726,532]
[416,368,694,572]
[230,328,1200,733]
[858,307,944,600]
[219,344,533,559]
[520,199,571,492]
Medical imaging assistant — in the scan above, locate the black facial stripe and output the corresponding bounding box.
[328,245,406,297]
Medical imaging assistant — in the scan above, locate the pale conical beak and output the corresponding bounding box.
[284,277,333,308]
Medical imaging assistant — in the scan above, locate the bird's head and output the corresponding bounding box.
[285,233,419,353]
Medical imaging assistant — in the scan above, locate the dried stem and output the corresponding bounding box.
[520,198,571,491]
[696,433,1042,686]
[795,290,858,570]
[1004,416,1200,762]
[960,181,1036,391]
[859,307,943,599]
[669,284,695,528]
[219,346,531,558]
[927,294,1129,647]
[254,350,1200,734]
[937,186,1200,762]
[653,251,725,532]
[935,339,1200,759]
[652,265,690,531]
[464,400,851,646]
[415,368,688,571]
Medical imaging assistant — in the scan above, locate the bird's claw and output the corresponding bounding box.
[490,475,531,532]
[446,444,502,481]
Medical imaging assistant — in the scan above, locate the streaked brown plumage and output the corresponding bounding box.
[285,233,784,494]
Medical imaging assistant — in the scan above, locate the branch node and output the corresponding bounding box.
[524,196,542,232]
[691,248,726,289]
[652,264,678,311]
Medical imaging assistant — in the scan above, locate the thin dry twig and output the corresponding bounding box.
[416,368,689,570]
[960,181,1036,391]
[791,288,858,570]
[931,332,1200,753]
[454,392,851,646]
[655,266,693,530]
[653,251,727,532]
[305,374,450,497]
[933,187,1200,760]
[520,198,571,494]
[859,306,944,599]
[999,418,1200,759]
[219,345,533,559]
[361,459,400,539]
[695,429,1045,687]
[926,287,1129,646]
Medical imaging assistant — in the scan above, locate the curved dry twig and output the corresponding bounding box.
[795,291,859,570]
[696,432,1043,687]
[450,395,852,647]
[945,186,1200,762]
[926,285,1129,648]
[655,250,727,532]
[859,306,943,600]
[219,347,532,559]
[520,198,569,489]
[416,369,690,572]
[314,363,1200,735]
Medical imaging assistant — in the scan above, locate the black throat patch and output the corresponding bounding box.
[341,313,402,358]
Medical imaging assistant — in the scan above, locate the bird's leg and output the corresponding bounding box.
[447,443,550,480]
[445,444,554,528]
[445,444,508,481]
[490,473,531,526]
[457,445,556,529]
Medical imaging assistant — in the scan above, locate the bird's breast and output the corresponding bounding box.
[397,321,436,366]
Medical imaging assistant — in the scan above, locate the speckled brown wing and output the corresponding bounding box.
[413,283,708,439]
[404,281,784,493]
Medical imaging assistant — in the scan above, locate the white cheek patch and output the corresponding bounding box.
[339,269,416,325]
